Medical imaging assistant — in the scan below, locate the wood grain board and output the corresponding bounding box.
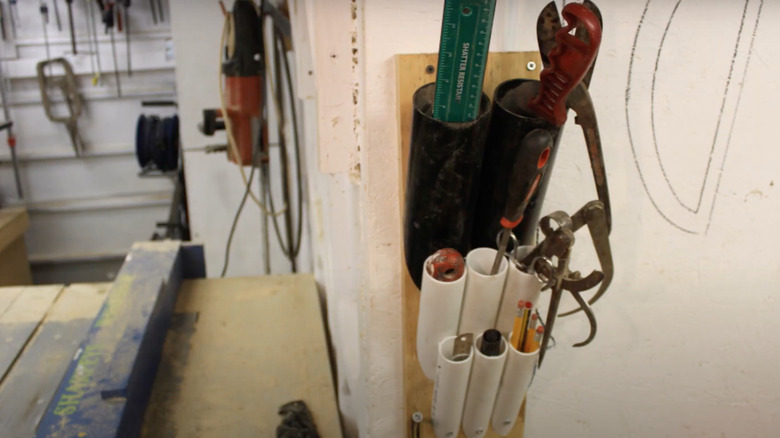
[0,207,28,254]
[0,275,341,437]
[142,275,343,438]
[0,285,62,381]
[0,207,32,286]
[0,283,110,437]
[396,52,541,438]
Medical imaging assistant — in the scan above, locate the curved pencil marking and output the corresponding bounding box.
[650,0,689,212]
[626,0,695,234]
[626,0,763,234]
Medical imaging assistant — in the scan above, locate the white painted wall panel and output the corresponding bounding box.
[0,0,177,262]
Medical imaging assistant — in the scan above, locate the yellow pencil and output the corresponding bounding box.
[509,300,526,348]
[516,301,533,350]
[522,314,538,352]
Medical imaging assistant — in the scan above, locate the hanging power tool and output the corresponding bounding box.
[200,0,264,166]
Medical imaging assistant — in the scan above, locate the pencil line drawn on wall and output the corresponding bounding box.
[625,0,763,234]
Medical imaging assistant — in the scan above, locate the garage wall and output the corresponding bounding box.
[350,0,780,437]
[170,2,780,437]
[0,0,177,272]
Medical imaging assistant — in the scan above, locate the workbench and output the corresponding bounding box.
[0,256,342,436]
[0,207,32,286]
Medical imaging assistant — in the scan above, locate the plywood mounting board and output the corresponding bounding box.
[396,51,541,438]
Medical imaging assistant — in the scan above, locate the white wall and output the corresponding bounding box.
[340,0,780,436]
[169,0,312,278]
[170,2,366,435]
[171,1,780,437]
[0,0,177,264]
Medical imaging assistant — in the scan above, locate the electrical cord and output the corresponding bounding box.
[220,164,258,277]
[218,2,305,272]
[218,11,281,216]
[260,25,305,270]
[277,27,304,258]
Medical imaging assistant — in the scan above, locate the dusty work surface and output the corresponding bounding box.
[142,275,342,437]
[0,283,111,437]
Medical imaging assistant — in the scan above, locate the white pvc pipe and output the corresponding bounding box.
[431,335,474,438]
[461,332,508,438]
[417,254,467,380]
[458,248,509,336]
[490,338,540,436]
[495,253,544,337]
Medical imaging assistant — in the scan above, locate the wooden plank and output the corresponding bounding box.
[0,207,29,254]
[36,241,199,438]
[0,237,33,286]
[141,275,343,438]
[0,287,24,317]
[311,0,359,173]
[0,283,110,438]
[0,286,62,382]
[396,52,541,438]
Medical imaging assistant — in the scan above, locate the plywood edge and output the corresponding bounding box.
[0,208,29,254]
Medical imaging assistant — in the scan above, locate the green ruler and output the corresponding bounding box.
[433,0,497,122]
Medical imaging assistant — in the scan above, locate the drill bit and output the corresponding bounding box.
[52,0,62,31]
[65,0,76,53]
[122,1,131,76]
[85,0,102,85]
[8,0,17,39]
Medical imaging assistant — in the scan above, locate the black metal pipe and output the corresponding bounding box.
[403,82,491,288]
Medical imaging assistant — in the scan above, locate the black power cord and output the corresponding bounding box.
[262,23,304,272]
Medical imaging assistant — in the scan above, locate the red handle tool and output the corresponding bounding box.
[501,129,553,229]
[528,3,602,127]
[490,129,553,275]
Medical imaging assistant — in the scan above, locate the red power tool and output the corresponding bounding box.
[201,0,265,166]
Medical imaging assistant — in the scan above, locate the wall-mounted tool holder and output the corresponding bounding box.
[404,83,491,289]
[398,51,542,438]
[415,255,543,438]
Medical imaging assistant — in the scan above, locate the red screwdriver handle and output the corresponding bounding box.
[528,3,601,127]
[501,129,553,229]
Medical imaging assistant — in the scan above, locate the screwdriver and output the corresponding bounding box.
[148,0,157,24]
[0,3,6,41]
[65,0,76,53]
[490,129,554,275]
[8,0,16,38]
[85,0,103,85]
[121,0,131,76]
[39,2,52,71]
[97,0,121,96]
[52,0,62,31]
